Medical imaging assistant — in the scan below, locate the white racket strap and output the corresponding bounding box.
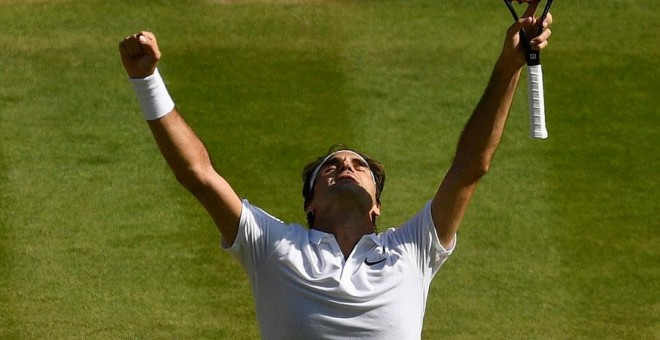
[527,64,548,139]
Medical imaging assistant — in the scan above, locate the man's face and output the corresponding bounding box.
[308,151,380,210]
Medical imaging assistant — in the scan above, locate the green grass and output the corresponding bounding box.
[1,0,658,338]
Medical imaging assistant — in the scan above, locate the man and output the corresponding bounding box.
[119,3,552,339]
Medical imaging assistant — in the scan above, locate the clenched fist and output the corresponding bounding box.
[119,31,161,79]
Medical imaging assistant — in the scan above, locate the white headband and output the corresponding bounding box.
[308,150,377,193]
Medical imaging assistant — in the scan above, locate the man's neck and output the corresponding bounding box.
[312,203,375,259]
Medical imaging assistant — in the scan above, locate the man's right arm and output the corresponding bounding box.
[119,31,242,245]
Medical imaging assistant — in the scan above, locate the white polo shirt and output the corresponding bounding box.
[223,200,455,340]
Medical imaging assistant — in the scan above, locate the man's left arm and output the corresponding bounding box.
[431,8,553,249]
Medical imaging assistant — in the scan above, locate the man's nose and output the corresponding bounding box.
[339,159,354,172]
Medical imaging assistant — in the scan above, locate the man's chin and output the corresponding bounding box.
[328,184,374,206]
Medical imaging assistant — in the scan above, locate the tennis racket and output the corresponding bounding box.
[504,0,553,139]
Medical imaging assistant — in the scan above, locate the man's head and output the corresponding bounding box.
[302,145,385,227]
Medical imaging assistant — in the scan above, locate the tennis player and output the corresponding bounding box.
[119,4,552,339]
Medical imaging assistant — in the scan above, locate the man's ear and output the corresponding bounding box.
[372,202,381,217]
[304,201,314,214]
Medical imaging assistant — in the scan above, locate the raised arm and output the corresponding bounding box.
[431,5,553,248]
[119,32,242,245]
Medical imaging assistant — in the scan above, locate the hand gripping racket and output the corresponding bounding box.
[504,0,553,139]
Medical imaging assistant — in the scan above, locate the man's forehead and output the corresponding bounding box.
[326,151,367,162]
[319,151,372,170]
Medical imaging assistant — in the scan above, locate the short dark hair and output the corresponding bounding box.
[301,144,385,227]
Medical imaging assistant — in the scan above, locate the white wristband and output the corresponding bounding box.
[129,68,175,121]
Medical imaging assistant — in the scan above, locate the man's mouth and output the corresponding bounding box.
[336,175,358,183]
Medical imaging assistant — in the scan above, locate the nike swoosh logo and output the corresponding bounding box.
[364,258,386,266]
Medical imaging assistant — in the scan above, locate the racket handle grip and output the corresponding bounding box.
[527,64,548,139]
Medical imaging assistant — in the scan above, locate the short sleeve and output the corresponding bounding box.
[222,199,291,279]
[388,200,456,277]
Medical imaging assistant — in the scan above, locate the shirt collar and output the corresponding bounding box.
[363,232,383,248]
[309,228,332,245]
[308,228,382,247]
